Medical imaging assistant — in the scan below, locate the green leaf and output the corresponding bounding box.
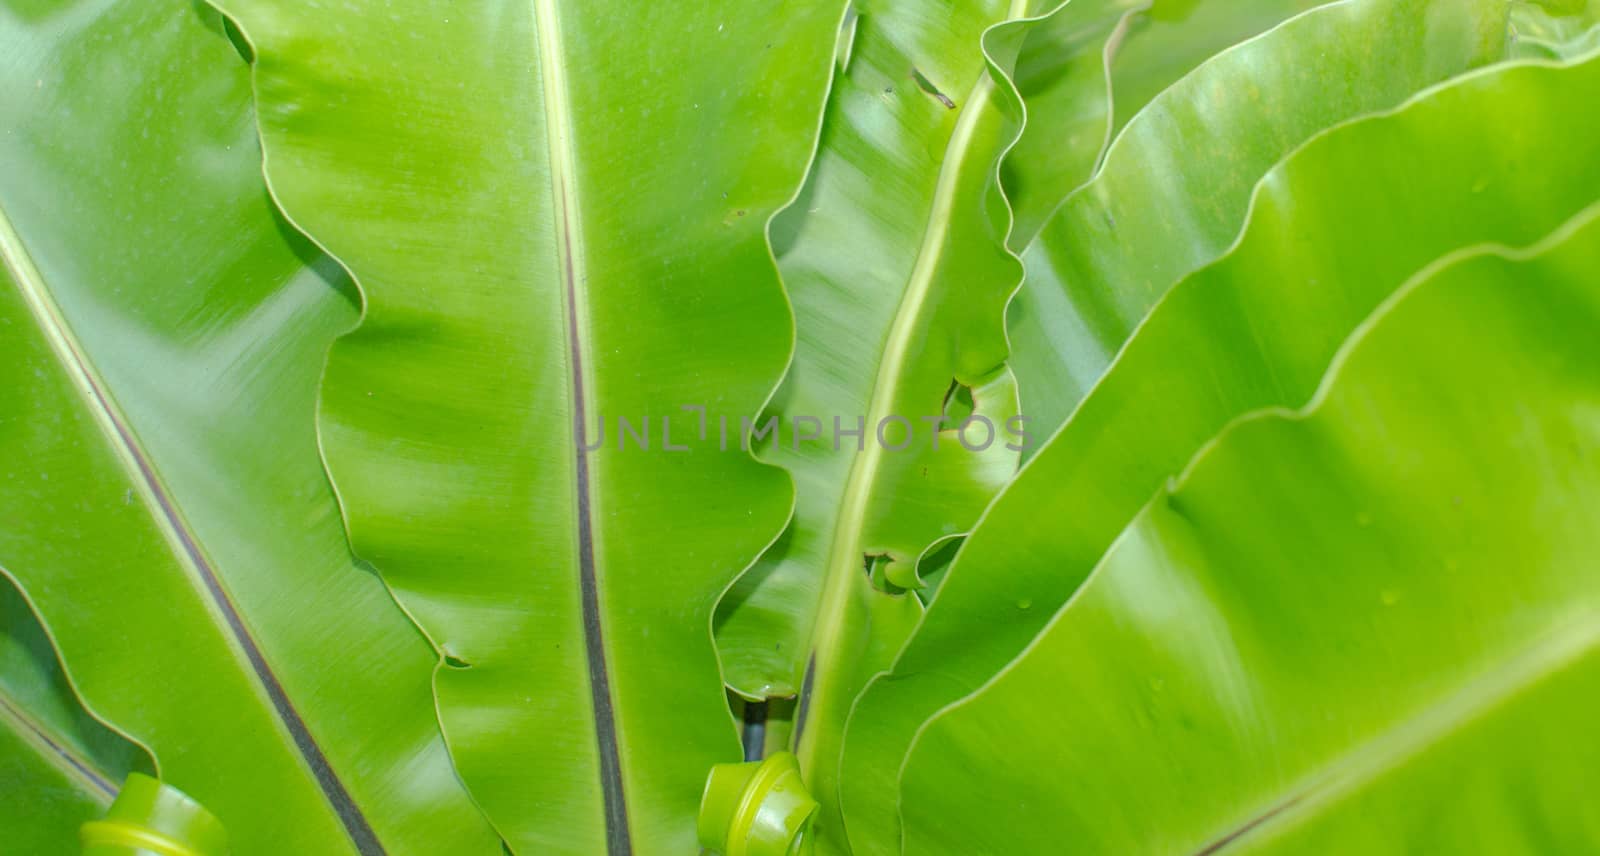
[1003,0,1336,247]
[708,0,1091,845]
[899,200,1600,853]
[1512,0,1600,57]
[0,1,495,851]
[1001,0,1145,247]
[0,577,143,852]
[1007,0,1515,444]
[840,51,1600,855]
[0,721,105,851]
[207,0,848,850]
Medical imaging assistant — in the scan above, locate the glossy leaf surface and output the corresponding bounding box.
[840,52,1600,855]
[0,1,495,851]
[900,202,1600,852]
[716,0,1056,697]
[1000,0,1142,248]
[0,577,140,852]
[210,0,847,851]
[709,1,1082,846]
[1007,0,1513,441]
[1003,0,1334,247]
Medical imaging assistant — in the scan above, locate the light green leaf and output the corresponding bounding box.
[1001,0,1145,247]
[900,200,1600,853]
[0,577,143,852]
[0,0,495,851]
[1003,0,1336,247]
[208,0,848,850]
[1007,0,1514,443]
[1512,0,1600,56]
[708,1,1089,846]
[841,51,1600,855]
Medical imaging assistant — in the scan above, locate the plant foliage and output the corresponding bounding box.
[2,0,1597,853]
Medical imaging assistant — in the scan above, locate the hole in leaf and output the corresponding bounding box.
[941,378,976,425]
[911,68,956,109]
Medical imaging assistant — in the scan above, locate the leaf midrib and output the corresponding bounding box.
[795,0,1029,766]
[0,200,382,854]
[1194,610,1600,853]
[528,0,631,852]
[0,683,117,802]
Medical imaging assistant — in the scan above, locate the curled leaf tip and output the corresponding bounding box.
[698,751,818,856]
[81,773,228,856]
